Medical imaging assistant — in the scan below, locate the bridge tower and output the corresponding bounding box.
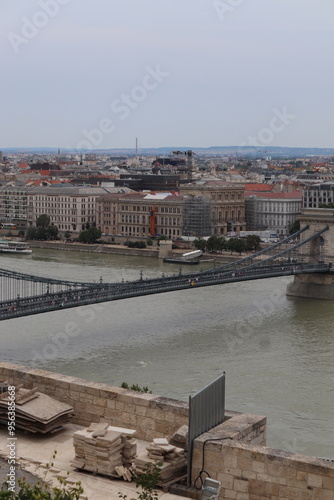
[287,208,334,299]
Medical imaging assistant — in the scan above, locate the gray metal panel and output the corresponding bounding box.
[187,373,225,487]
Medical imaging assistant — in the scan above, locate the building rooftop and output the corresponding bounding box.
[244,183,273,192]
[245,190,303,199]
[28,186,111,195]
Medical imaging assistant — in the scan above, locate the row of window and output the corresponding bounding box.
[257,203,301,212]
[120,205,182,214]
[211,193,242,201]
[34,197,95,203]
[119,214,182,225]
[120,226,181,237]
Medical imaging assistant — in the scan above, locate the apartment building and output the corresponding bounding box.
[180,180,246,235]
[0,185,29,230]
[28,186,111,232]
[302,182,334,208]
[245,190,302,235]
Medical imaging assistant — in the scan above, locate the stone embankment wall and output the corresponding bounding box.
[191,419,334,500]
[1,362,334,500]
[28,241,159,258]
[192,434,334,500]
[0,362,187,442]
[26,240,246,263]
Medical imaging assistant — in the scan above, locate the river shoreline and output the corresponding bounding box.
[26,240,245,264]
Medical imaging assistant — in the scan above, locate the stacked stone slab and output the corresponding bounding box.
[72,423,137,478]
[134,437,187,488]
[0,386,74,434]
[122,435,137,468]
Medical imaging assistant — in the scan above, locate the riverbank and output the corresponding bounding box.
[27,240,160,258]
[26,240,247,264]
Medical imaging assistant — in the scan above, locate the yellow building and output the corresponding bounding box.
[180,180,246,235]
[96,192,184,239]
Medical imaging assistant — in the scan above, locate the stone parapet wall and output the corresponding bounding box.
[2,362,334,499]
[0,362,187,442]
[192,429,334,500]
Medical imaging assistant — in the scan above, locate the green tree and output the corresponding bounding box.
[193,237,206,252]
[26,226,38,240]
[36,214,51,228]
[245,235,261,251]
[78,226,102,244]
[36,226,49,240]
[26,214,59,241]
[206,235,220,253]
[227,237,246,255]
[47,224,59,240]
[216,236,227,252]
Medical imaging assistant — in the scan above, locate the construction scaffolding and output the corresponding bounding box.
[183,196,211,237]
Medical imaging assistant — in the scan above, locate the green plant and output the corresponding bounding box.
[121,382,152,394]
[0,450,85,499]
[0,477,84,499]
[118,462,162,500]
[78,226,102,243]
[125,241,147,249]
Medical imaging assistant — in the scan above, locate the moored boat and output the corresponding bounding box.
[163,257,200,264]
[0,240,32,254]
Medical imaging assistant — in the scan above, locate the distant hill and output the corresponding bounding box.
[2,145,334,158]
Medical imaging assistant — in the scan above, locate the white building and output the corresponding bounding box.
[302,182,334,208]
[28,186,111,232]
[245,190,302,236]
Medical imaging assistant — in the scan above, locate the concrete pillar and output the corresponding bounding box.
[286,273,334,300]
[286,209,334,299]
[158,240,173,259]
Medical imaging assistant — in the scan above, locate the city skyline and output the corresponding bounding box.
[1,0,334,150]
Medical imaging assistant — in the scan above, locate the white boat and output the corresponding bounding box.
[181,250,203,260]
[0,240,32,254]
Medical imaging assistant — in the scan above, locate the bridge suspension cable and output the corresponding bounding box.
[0,225,331,321]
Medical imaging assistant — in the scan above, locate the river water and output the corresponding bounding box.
[1,248,334,459]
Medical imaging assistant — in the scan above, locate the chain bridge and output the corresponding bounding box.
[0,225,332,321]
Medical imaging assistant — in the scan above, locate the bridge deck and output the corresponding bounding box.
[0,263,331,321]
[0,226,331,320]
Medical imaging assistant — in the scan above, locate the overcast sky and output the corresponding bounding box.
[1,0,333,150]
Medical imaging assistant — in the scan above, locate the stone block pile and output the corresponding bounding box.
[72,423,137,479]
[134,431,188,489]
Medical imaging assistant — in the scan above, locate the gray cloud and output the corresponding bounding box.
[2,0,334,148]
